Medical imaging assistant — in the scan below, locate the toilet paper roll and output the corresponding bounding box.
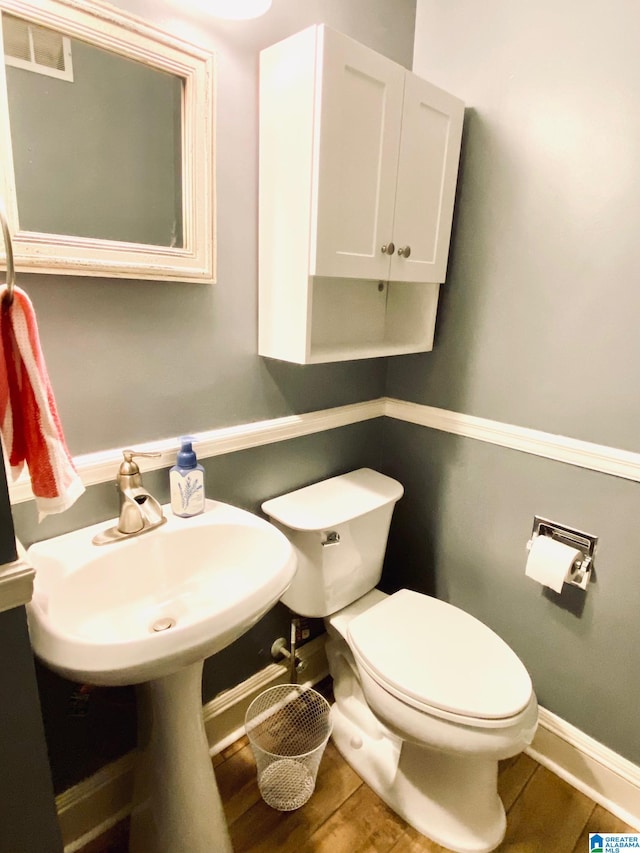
[525,536,583,593]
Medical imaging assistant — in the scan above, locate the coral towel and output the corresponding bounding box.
[1,285,84,518]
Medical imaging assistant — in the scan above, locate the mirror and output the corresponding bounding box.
[0,0,215,282]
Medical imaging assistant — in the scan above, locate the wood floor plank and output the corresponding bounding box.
[388,825,451,852]
[497,765,595,852]
[571,803,638,853]
[78,736,635,853]
[222,734,250,760]
[229,741,362,852]
[212,734,249,768]
[306,783,406,853]
[498,753,538,813]
[215,742,264,825]
[77,818,129,853]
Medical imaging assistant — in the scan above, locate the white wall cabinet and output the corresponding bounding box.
[259,25,464,364]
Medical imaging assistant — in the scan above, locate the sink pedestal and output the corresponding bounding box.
[130,661,232,853]
[25,500,297,851]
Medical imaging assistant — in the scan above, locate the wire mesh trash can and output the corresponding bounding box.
[245,684,332,811]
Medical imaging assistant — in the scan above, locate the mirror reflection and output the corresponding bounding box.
[3,12,184,247]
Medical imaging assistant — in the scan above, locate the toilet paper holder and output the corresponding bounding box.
[527,516,598,590]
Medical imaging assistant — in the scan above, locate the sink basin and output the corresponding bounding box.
[27,497,297,853]
[26,499,297,685]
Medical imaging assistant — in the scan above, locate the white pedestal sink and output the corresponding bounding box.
[26,500,297,853]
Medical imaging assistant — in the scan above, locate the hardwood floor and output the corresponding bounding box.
[82,734,635,852]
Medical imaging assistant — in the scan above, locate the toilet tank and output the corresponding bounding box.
[262,469,403,617]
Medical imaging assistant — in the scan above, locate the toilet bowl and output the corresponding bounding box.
[326,588,537,853]
[262,469,538,853]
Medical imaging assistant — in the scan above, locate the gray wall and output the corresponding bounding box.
[8,0,416,794]
[0,447,62,852]
[16,0,640,809]
[6,0,420,457]
[394,0,640,451]
[380,421,640,765]
[0,607,64,851]
[380,0,640,765]
[0,442,17,565]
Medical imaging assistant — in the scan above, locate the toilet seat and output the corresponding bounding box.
[347,589,533,725]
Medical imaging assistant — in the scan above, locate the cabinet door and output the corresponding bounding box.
[390,73,464,284]
[311,28,405,280]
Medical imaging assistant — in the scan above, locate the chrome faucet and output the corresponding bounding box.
[92,450,167,545]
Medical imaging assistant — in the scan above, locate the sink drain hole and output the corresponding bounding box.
[151,617,176,632]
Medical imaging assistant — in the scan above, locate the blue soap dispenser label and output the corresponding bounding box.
[170,437,205,517]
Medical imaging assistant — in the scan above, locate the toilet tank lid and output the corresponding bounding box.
[261,468,403,531]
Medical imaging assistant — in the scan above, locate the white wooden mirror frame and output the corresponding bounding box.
[0,0,216,282]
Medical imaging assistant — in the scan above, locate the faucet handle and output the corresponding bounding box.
[120,449,161,475]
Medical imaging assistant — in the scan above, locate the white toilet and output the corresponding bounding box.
[262,468,538,853]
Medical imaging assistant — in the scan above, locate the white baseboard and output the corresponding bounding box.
[527,707,640,830]
[56,635,329,853]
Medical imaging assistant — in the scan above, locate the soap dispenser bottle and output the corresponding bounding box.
[170,437,205,517]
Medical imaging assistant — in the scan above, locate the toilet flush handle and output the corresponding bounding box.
[321,531,340,547]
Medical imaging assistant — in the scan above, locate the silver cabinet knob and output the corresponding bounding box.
[398,245,411,258]
[381,242,395,255]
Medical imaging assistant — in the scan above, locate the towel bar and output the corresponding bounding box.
[0,201,15,308]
